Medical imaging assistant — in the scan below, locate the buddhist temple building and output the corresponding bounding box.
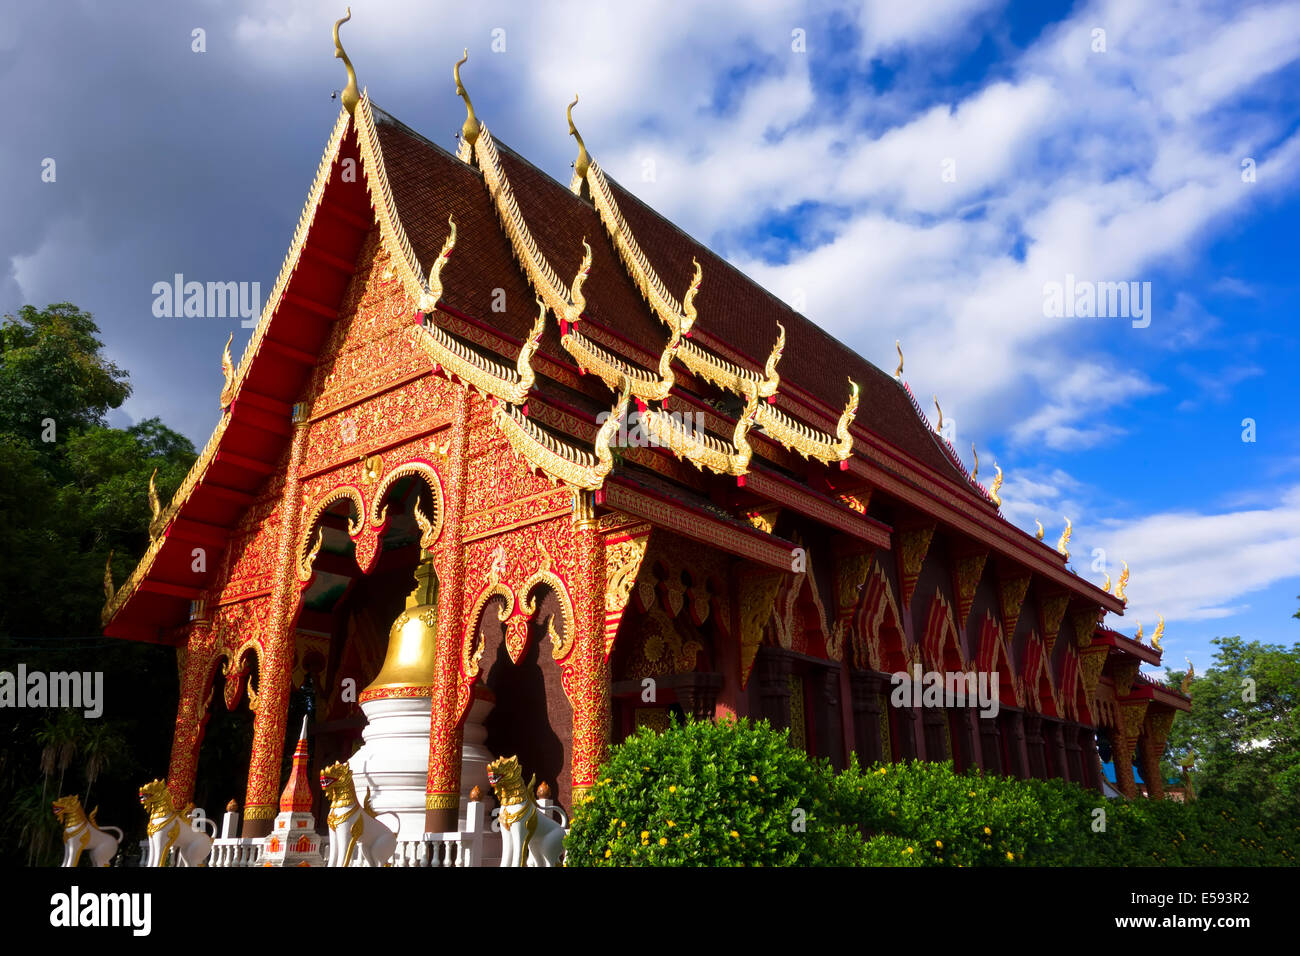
[100,17,1189,845]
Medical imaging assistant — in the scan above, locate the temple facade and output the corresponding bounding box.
[100,27,1188,847]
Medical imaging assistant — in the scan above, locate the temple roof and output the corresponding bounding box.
[102,86,1125,641]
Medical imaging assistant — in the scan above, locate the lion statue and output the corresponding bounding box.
[53,795,123,867]
[319,761,396,867]
[138,779,215,867]
[487,755,568,867]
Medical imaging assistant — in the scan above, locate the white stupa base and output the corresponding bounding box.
[349,693,494,843]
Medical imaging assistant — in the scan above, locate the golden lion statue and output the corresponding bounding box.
[487,755,567,867]
[319,761,396,867]
[138,779,215,867]
[53,794,123,867]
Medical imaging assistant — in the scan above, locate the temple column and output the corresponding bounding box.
[1114,700,1149,799]
[849,672,886,765]
[1048,720,1069,781]
[1079,728,1103,791]
[242,405,311,837]
[955,707,982,772]
[1003,710,1029,778]
[921,709,948,761]
[813,667,845,770]
[1024,713,1046,778]
[425,388,470,832]
[166,622,215,808]
[755,649,794,731]
[568,492,609,805]
[1140,709,1175,801]
[674,672,723,722]
[1064,723,1083,783]
[979,717,1002,774]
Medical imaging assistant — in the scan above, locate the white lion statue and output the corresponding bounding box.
[319,761,396,867]
[138,779,215,867]
[487,755,568,867]
[53,794,123,867]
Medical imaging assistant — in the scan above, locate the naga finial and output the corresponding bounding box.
[516,295,547,394]
[220,332,235,409]
[333,8,359,116]
[568,239,592,323]
[836,379,860,447]
[454,49,481,147]
[1034,519,1044,541]
[1135,620,1143,642]
[989,464,1003,507]
[681,258,703,336]
[1115,561,1130,605]
[894,340,904,380]
[933,395,944,434]
[421,214,457,312]
[762,323,786,393]
[971,443,979,480]
[567,94,590,182]
[103,550,115,604]
[1057,517,1072,559]
[594,375,633,476]
[1180,656,1195,695]
[148,468,162,525]
[1102,572,1111,593]
[1152,614,1164,651]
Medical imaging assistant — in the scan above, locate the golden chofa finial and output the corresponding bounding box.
[148,468,162,533]
[1034,519,1044,541]
[971,444,979,481]
[894,340,904,380]
[1057,517,1072,559]
[1102,572,1111,593]
[333,8,359,116]
[567,94,591,182]
[419,214,457,312]
[989,464,1003,507]
[219,332,234,409]
[1135,620,1143,641]
[103,550,115,604]
[1181,656,1195,695]
[1115,561,1130,605]
[454,49,481,147]
[1152,615,1165,651]
[932,395,944,434]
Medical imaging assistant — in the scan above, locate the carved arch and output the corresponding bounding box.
[368,459,445,550]
[297,485,365,581]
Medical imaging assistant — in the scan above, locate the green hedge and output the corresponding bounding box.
[566,718,1299,866]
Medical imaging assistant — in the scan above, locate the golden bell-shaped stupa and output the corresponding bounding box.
[360,553,440,700]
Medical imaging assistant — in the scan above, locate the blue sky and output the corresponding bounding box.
[3,0,1298,672]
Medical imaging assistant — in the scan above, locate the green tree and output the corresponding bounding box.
[1165,636,1300,817]
[0,303,130,451]
[0,303,193,865]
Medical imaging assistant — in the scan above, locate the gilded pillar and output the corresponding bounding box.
[1113,699,1148,799]
[569,495,609,804]
[242,407,311,836]
[166,622,214,808]
[425,388,470,832]
[1140,709,1175,801]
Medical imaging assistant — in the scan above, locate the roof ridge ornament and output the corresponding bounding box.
[681,259,703,336]
[1115,561,1130,604]
[566,238,592,325]
[1057,517,1072,559]
[1151,615,1164,651]
[932,394,944,434]
[1034,519,1044,540]
[895,340,904,380]
[420,214,457,312]
[148,468,163,537]
[103,550,115,605]
[333,8,359,116]
[219,332,235,409]
[567,95,591,183]
[971,443,979,481]
[989,464,1003,507]
[454,49,481,148]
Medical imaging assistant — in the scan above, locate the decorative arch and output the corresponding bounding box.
[368,459,445,549]
[921,590,967,672]
[296,485,365,582]
[856,562,912,673]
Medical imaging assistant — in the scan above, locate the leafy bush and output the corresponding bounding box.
[565,717,867,866]
[565,719,1298,866]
